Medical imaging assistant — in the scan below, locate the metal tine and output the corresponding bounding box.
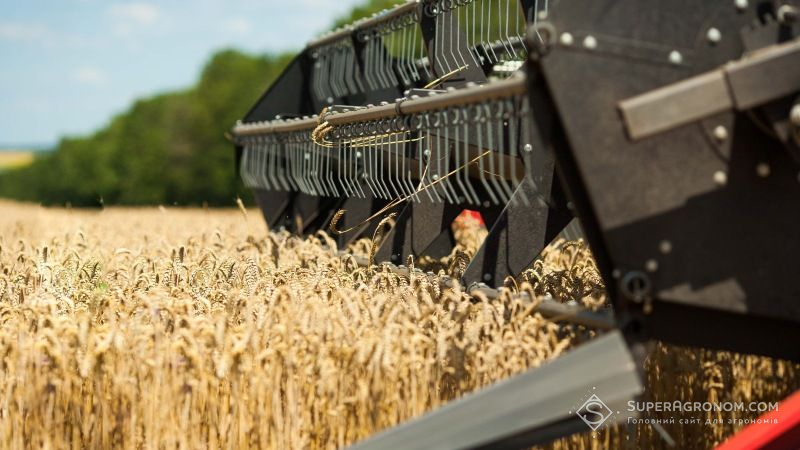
[479,0,494,64]
[286,138,294,191]
[295,138,306,194]
[256,138,272,190]
[301,139,311,195]
[437,110,456,203]
[326,134,339,197]
[266,136,279,191]
[484,103,506,204]
[417,114,438,202]
[364,34,376,91]
[451,2,466,71]
[445,111,463,203]
[247,140,258,188]
[375,29,389,90]
[461,0,482,70]
[277,136,290,191]
[396,21,409,85]
[498,0,515,59]
[452,108,475,205]
[240,142,253,188]
[432,111,453,203]
[386,131,401,199]
[378,127,393,198]
[395,128,412,199]
[393,130,406,199]
[362,135,379,198]
[402,129,419,202]
[314,141,328,196]
[352,144,366,198]
[371,34,382,92]
[282,138,295,192]
[436,6,453,75]
[333,45,345,98]
[337,140,350,197]
[364,35,374,91]
[310,139,321,195]
[416,15,432,80]
[447,3,461,73]
[495,101,515,204]
[460,106,481,205]
[369,134,390,199]
[371,136,385,199]
[474,106,500,205]
[405,19,419,82]
[384,25,400,88]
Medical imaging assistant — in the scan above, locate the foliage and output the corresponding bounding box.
[0,50,292,206]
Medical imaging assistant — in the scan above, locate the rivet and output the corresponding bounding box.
[304,153,310,160]
[483,273,492,281]
[583,35,597,50]
[645,259,659,272]
[707,28,721,44]
[432,174,439,180]
[612,269,622,279]
[482,201,490,207]
[735,0,748,10]
[669,50,683,65]
[790,104,800,126]
[537,10,548,20]
[756,163,770,177]
[713,125,728,141]
[560,32,574,46]
[523,143,533,152]
[423,149,431,157]
[355,151,362,158]
[713,170,728,185]
[659,240,673,254]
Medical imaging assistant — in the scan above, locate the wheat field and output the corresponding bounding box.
[0,201,796,449]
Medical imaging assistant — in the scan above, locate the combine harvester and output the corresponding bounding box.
[233,0,800,447]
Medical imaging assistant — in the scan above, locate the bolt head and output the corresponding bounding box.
[483,273,492,281]
[707,28,722,44]
[713,125,728,141]
[790,104,800,126]
[756,163,770,177]
[735,0,748,10]
[645,259,659,272]
[668,50,683,65]
[523,143,533,152]
[659,240,673,254]
[583,35,597,50]
[560,32,574,46]
[713,170,728,186]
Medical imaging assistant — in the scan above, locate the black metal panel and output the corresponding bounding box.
[534,0,800,359]
[243,53,315,122]
[463,106,573,286]
[252,188,293,230]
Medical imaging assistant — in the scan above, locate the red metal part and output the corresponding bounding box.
[715,390,800,450]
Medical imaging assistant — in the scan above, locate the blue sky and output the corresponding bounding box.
[0,0,364,147]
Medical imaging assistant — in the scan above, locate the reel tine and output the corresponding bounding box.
[451,109,473,205]
[441,111,459,203]
[258,138,272,191]
[460,108,481,205]
[484,103,505,204]
[475,106,499,205]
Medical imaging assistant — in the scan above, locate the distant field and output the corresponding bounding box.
[0,151,34,170]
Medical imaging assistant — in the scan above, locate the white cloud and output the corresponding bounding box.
[0,23,49,42]
[222,17,251,35]
[109,3,160,26]
[73,67,109,85]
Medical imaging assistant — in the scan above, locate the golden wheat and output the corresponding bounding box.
[0,201,795,449]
